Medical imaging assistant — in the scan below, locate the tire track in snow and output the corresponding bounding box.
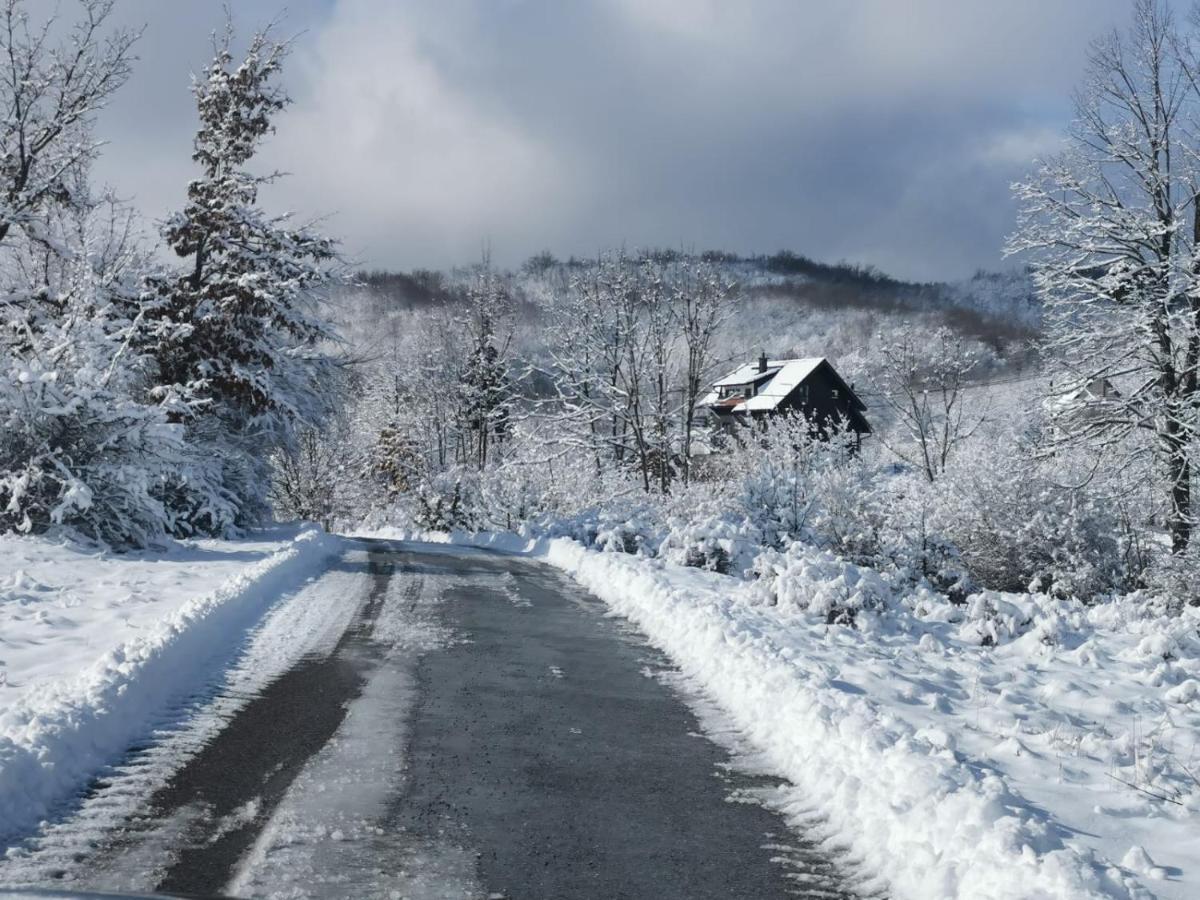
[0,545,377,893]
[150,548,399,896]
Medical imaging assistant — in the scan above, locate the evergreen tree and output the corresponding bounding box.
[149,24,343,529]
[456,268,510,469]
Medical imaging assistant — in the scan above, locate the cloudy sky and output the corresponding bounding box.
[91,0,1136,281]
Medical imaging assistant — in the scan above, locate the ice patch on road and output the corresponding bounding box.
[499,571,532,608]
[229,563,470,900]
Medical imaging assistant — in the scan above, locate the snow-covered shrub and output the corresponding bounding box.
[269,425,355,529]
[1018,494,1124,600]
[956,592,1035,646]
[731,414,885,562]
[877,474,973,601]
[927,430,1127,600]
[474,462,550,532]
[582,505,665,556]
[658,514,761,574]
[737,430,823,548]
[747,542,893,625]
[0,201,234,547]
[0,349,196,546]
[809,446,887,564]
[413,474,478,532]
[472,434,618,531]
[1143,545,1200,611]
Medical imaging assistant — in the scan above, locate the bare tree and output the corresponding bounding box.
[676,259,735,484]
[537,250,732,493]
[1010,0,1200,551]
[270,427,346,530]
[638,256,679,492]
[0,0,137,251]
[538,250,637,472]
[870,326,984,482]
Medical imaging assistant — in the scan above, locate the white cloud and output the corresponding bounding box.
[258,1,577,267]
[974,126,1067,167]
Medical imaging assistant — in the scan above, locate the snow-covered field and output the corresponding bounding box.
[0,526,341,850]
[368,528,1200,900]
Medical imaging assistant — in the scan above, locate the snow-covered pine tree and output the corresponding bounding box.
[456,265,511,470]
[148,23,343,531]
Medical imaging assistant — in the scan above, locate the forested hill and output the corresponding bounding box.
[356,250,1040,347]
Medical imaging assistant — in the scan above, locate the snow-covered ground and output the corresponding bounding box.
[367,527,1200,900]
[0,525,341,851]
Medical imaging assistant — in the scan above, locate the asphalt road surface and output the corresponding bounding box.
[4,540,862,899]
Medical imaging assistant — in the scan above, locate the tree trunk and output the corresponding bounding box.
[1166,418,1192,552]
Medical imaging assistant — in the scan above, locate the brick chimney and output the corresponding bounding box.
[758,351,768,373]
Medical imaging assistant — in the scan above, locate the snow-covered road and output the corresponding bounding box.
[1,540,861,899]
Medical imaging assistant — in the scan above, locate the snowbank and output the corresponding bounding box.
[365,527,1180,900]
[0,526,341,849]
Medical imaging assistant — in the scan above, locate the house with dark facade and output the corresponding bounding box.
[697,354,870,439]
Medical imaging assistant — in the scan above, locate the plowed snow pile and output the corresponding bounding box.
[0,526,339,849]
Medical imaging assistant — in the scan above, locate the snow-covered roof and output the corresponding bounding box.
[712,362,783,387]
[741,358,824,412]
[700,357,827,413]
[1046,377,1123,412]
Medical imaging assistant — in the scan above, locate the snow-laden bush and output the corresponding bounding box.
[920,431,1127,600]
[956,592,1035,646]
[0,344,228,546]
[1143,545,1200,611]
[657,514,761,575]
[575,504,665,556]
[412,473,478,532]
[473,437,620,532]
[731,414,886,562]
[269,424,356,530]
[476,462,550,531]
[876,475,973,601]
[747,542,893,625]
[0,206,233,547]
[738,438,822,548]
[809,448,887,564]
